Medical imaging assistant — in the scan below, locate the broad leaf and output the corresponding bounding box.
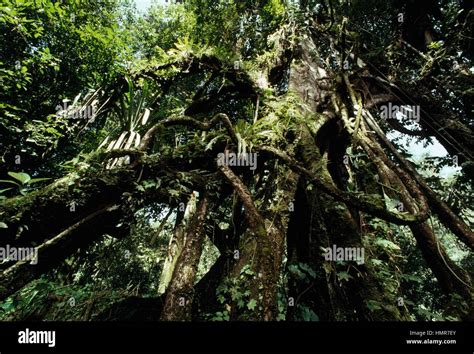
[7,172,31,185]
[247,299,257,310]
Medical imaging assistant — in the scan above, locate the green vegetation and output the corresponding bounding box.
[0,0,472,322]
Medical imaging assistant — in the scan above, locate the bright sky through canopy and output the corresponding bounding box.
[135,0,165,13]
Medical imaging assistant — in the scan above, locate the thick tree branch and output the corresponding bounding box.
[140,113,238,151]
[258,146,429,225]
[0,204,120,301]
[364,111,474,250]
[217,164,265,230]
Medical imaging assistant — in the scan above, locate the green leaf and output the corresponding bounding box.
[337,271,353,281]
[8,172,31,185]
[366,300,382,312]
[240,265,255,277]
[143,180,156,189]
[298,306,319,321]
[205,136,221,151]
[375,239,401,251]
[0,179,20,186]
[0,300,14,312]
[46,128,62,139]
[0,222,8,229]
[28,177,51,184]
[169,189,180,198]
[247,299,257,310]
[371,259,383,266]
[231,289,242,301]
[299,263,317,279]
[0,187,13,194]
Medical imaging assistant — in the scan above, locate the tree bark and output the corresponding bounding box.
[161,194,209,321]
[0,204,121,301]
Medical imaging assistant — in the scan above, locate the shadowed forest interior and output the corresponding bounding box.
[0,0,473,322]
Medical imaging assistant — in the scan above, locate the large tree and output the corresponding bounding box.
[0,0,472,321]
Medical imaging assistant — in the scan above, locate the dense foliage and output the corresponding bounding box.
[0,0,472,322]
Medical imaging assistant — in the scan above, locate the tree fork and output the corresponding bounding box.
[160,194,209,321]
[364,111,474,250]
[218,163,280,320]
[258,146,429,225]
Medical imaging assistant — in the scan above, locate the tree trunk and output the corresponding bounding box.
[161,194,209,321]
